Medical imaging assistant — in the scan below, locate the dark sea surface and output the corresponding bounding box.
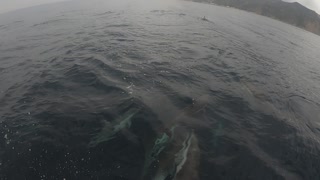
[1,0,320,179]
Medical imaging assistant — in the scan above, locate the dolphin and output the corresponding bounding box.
[151,129,200,180]
[141,95,210,180]
[88,108,140,147]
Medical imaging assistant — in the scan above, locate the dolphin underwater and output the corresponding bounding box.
[141,95,210,180]
[150,128,200,180]
[87,94,209,179]
[88,108,140,147]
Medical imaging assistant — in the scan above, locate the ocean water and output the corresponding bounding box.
[1,0,320,179]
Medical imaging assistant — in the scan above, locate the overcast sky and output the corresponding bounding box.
[0,0,319,14]
[0,0,68,14]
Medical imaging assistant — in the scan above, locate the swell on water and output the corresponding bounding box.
[1,0,320,179]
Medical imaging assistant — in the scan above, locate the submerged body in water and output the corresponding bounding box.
[1,0,320,179]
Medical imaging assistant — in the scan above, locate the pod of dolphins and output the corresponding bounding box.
[89,95,210,180]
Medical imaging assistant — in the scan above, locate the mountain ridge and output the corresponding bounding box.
[189,0,320,35]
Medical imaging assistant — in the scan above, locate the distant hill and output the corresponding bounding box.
[191,0,320,35]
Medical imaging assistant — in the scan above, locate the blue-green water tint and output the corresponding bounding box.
[142,132,170,179]
[151,133,170,158]
[1,0,320,179]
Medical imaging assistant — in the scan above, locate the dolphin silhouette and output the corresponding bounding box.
[141,95,210,180]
